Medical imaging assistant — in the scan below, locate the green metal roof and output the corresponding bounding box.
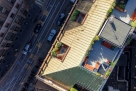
[44,66,104,91]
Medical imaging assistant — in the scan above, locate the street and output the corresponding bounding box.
[0,0,73,91]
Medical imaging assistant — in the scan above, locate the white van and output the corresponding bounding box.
[22,43,31,55]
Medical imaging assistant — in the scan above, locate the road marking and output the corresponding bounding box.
[37,42,42,48]
[29,54,34,59]
[44,10,49,16]
[1,0,55,90]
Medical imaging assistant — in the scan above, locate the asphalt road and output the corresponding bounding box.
[0,0,73,91]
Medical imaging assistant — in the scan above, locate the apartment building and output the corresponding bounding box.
[35,0,132,91]
[0,0,29,60]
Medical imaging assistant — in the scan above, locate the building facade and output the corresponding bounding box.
[0,0,29,60]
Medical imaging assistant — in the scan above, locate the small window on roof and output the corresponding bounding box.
[51,42,70,62]
[71,9,88,24]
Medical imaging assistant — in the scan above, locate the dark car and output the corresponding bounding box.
[57,13,65,26]
[34,24,41,33]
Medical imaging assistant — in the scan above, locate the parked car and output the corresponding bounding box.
[22,43,31,55]
[70,0,75,3]
[47,29,56,42]
[34,24,41,33]
[57,13,65,26]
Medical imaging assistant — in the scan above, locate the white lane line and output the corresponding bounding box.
[31,0,57,49]
[5,59,30,91]
[42,0,66,43]
[9,1,61,90]
[9,1,59,87]
[4,76,15,91]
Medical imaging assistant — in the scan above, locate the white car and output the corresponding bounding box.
[70,0,75,3]
[22,43,31,55]
[47,29,56,42]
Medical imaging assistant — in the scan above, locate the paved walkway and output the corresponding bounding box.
[112,0,136,24]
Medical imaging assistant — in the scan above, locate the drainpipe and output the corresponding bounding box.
[117,66,128,91]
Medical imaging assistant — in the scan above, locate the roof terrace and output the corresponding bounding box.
[83,40,120,75]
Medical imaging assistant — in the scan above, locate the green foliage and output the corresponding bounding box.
[53,47,59,52]
[107,2,116,17]
[105,70,111,77]
[51,51,57,57]
[71,10,80,21]
[95,72,101,76]
[112,2,116,7]
[85,52,89,57]
[94,36,99,41]
[131,20,136,27]
[55,42,62,47]
[126,36,132,45]
[70,88,78,91]
[117,4,125,9]
[110,60,117,67]
[91,41,94,45]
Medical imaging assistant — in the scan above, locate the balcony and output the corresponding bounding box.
[51,42,70,62]
[82,38,120,79]
[71,9,87,24]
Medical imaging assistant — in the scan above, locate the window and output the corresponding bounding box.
[7,0,15,4]
[23,10,28,16]
[14,15,24,24]
[15,4,20,9]
[10,25,16,30]
[5,10,9,15]
[1,43,6,47]
[0,6,3,11]
[5,23,10,28]
[10,33,16,41]
[15,26,20,31]
[0,21,4,29]
[20,8,28,16]
[10,13,15,18]
[5,32,12,40]
[0,33,5,37]
[5,43,11,47]
[0,49,5,56]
